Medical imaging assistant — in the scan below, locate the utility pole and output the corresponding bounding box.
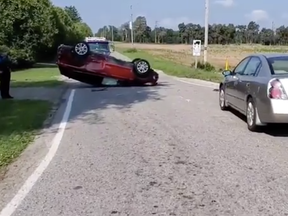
[111,26,114,42]
[130,5,134,45]
[155,21,158,43]
[204,0,209,63]
[271,21,275,45]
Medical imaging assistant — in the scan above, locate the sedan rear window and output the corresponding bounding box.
[268,56,288,75]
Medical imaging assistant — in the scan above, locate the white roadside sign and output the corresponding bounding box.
[192,40,201,56]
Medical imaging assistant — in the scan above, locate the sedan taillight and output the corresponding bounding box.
[268,79,288,99]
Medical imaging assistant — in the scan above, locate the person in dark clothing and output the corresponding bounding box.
[0,54,13,99]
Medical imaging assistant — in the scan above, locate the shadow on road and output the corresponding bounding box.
[0,78,170,177]
[47,80,171,128]
[229,109,288,137]
[212,88,288,137]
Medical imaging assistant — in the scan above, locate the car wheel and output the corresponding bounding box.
[74,42,90,57]
[219,86,228,110]
[246,98,259,132]
[133,59,151,78]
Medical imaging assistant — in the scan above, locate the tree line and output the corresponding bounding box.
[0,0,93,69]
[96,16,288,46]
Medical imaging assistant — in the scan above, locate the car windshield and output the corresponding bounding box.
[268,56,288,75]
[88,42,110,53]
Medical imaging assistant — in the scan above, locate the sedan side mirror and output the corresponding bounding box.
[222,70,233,76]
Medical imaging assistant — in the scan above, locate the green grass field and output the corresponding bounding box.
[0,64,62,170]
[0,100,52,168]
[117,47,223,83]
[11,65,63,87]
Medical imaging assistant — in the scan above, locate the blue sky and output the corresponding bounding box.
[51,0,288,32]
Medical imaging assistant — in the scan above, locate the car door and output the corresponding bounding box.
[235,57,261,112]
[226,57,250,107]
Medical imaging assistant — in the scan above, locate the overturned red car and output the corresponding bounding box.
[56,41,159,86]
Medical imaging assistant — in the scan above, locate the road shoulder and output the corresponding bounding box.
[0,85,70,210]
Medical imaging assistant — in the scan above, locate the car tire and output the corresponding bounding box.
[246,98,259,132]
[73,41,90,57]
[219,86,228,110]
[133,59,151,78]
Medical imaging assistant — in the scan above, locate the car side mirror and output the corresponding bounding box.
[222,70,233,76]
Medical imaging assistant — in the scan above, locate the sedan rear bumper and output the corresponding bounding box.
[264,114,288,123]
[260,100,288,123]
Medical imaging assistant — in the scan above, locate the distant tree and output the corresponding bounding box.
[64,6,82,23]
[96,16,288,45]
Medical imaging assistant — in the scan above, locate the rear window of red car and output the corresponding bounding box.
[88,42,110,52]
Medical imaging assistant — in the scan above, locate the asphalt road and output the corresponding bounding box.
[2,53,288,216]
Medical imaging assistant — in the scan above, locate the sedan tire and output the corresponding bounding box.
[246,98,260,132]
[219,86,229,111]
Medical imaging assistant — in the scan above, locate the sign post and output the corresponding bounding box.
[192,40,201,69]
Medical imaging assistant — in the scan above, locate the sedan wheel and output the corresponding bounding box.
[219,87,228,110]
[246,98,259,132]
[247,102,254,126]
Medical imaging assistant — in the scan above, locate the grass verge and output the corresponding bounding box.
[0,100,52,168]
[117,47,223,83]
[11,66,63,87]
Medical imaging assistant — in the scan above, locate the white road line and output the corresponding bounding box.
[0,89,76,216]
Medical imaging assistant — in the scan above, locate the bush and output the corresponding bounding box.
[0,45,9,54]
[0,45,35,70]
[0,2,93,70]
[191,61,215,71]
[9,48,35,69]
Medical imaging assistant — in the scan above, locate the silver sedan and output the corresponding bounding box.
[219,53,288,131]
